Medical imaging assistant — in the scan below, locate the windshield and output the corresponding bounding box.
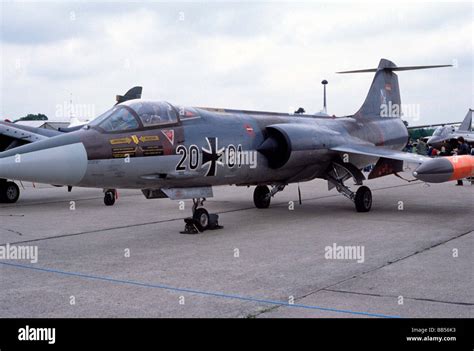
[88,101,179,132]
[127,101,178,127]
[432,126,447,137]
[94,106,140,132]
[88,107,116,127]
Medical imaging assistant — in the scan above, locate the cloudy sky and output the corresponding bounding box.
[1,1,472,125]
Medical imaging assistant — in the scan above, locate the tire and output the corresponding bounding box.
[354,186,372,212]
[2,182,20,204]
[104,191,116,206]
[193,208,210,231]
[253,185,271,209]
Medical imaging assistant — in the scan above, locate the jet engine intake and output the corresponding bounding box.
[258,123,340,169]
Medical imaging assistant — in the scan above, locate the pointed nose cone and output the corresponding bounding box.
[0,141,88,186]
[426,135,444,146]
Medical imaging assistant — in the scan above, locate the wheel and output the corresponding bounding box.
[354,186,372,212]
[1,182,20,203]
[253,185,271,209]
[193,208,210,231]
[104,191,116,206]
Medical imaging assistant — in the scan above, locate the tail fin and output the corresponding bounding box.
[337,59,451,118]
[458,109,473,132]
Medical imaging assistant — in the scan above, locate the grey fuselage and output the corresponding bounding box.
[0,101,409,191]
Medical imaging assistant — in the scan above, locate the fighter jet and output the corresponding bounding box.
[0,59,472,233]
[0,87,142,203]
[427,109,473,148]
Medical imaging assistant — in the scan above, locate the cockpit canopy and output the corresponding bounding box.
[432,125,455,137]
[89,100,179,132]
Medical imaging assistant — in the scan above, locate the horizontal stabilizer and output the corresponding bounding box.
[337,64,452,74]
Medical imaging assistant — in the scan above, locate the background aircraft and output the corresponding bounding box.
[426,109,473,148]
[0,59,472,233]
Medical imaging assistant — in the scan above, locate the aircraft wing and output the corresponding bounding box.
[330,144,429,164]
[409,110,472,136]
[330,143,474,183]
[0,121,62,152]
[0,121,61,139]
[406,122,462,130]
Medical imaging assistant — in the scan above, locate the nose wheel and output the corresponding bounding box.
[104,189,117,206]
[181,198,223,234]
[0,180,20,203]
[193,208,210,231]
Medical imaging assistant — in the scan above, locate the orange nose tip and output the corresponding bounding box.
[447,155,474,181]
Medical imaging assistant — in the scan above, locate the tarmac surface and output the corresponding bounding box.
[0,172,473,318]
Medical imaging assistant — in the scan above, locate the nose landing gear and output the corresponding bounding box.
[104,189,117,206]
[181,198,223,234]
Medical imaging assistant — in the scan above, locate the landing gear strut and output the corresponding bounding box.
[181,198,223,234]
[104,189,117,206]
[253,184,285,209]
[327,176,372,212]
[0,180,20,204]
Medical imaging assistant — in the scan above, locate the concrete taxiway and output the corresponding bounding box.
[0,173,472,318]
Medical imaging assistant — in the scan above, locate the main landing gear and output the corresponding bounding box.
[181,198,223,234]
[354,186,372,212]
[103,189,117,206]
[253,184,285,209]
[327,176,372,212]
[0,179,20,204]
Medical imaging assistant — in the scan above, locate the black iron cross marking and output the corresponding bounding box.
[201,137,224,176]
